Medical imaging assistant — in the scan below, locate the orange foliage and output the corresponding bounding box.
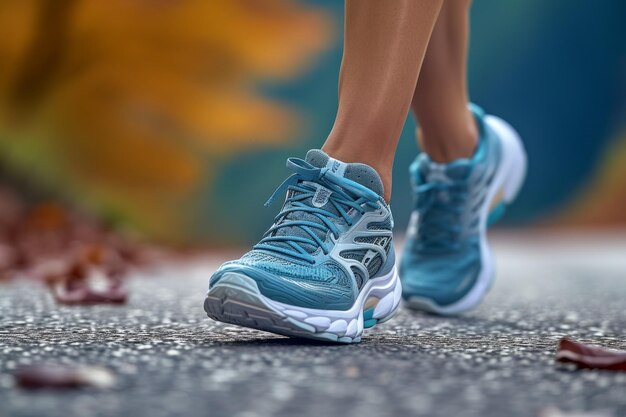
[0,0,333,241]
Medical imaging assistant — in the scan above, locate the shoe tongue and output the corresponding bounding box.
[417,153,472,182]
[305,149,384,197]
[265,150,383,257]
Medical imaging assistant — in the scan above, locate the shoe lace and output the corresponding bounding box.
[254,157,382,263]
[413,178,469,254]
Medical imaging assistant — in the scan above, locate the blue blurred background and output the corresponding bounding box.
[210,0,626,244]
[0,0,625,245]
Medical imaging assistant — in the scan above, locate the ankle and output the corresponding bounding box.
[322,144,393,203]
[418,110,478,163]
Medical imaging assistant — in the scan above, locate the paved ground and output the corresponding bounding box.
[1,233,626,417]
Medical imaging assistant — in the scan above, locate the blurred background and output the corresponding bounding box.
[0,0,624,249]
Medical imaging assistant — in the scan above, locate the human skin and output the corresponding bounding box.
[412,0,477,163]
[322,0,477,202]
[322,0,444,202]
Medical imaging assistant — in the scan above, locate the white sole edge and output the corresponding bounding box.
[205,266,402,343]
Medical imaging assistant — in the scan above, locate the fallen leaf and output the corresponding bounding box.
[555,338,626,371]
[15,364,116,389]
[51,281,128,305]
[0,184,174,302]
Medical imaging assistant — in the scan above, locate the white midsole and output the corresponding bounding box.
[408,115,527,315]
[264,266,402,337]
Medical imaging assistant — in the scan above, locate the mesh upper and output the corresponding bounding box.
[367,219,392,230]
[264,149,384,256]
[211,150,393,309]
[223,251,351,287]
[339,249,367,261]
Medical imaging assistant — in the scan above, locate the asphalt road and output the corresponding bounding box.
[1,233,626,417]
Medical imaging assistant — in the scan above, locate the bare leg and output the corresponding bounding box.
[411,0,478,162]
[322,0,443,201]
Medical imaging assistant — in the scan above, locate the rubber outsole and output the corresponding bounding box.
[205,267,401,343]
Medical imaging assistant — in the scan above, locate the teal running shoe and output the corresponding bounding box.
[401,105,527,315]
[205,150,401,343]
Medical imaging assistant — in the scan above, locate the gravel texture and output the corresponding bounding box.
[1,234,626,417]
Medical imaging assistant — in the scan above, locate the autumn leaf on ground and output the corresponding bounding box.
[15,364,115,390]
[555,338,626,371]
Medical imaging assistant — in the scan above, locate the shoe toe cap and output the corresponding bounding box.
[210,262,355,310]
